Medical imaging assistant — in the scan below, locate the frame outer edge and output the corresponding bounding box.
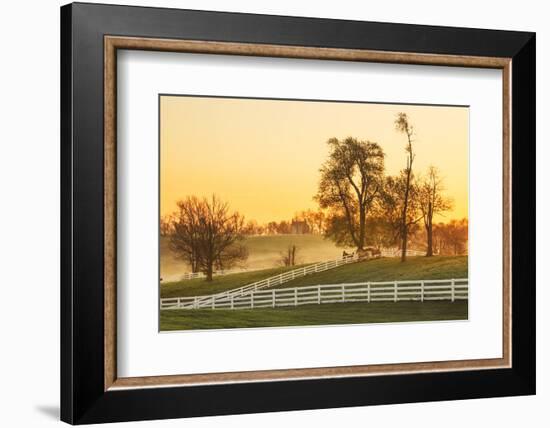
[63,3,536,423]
[60,3,75,424]
[510,33,536,392]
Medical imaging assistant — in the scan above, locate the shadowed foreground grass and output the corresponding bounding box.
[160,301,468,331]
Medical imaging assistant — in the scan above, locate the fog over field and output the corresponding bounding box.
[160,234,353,282]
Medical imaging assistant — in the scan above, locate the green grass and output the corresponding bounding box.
[160,300,468,331]
[161,255,468,298]
[271,256,468,289]
[160,264,308,299]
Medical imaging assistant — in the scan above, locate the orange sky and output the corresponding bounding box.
[160,95,468,224]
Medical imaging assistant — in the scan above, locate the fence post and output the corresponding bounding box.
[318,285,321,304]
[367,282,371,303]
[251,293,254,309]
[420,281,424,302]
[394,281,398,302]
[272,290,276,308]
[231,295,234,310]
[451,279,455,302]
[342,285,345,302]
[212,297,215,310]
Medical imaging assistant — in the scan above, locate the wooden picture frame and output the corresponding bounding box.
[61,2,535,424]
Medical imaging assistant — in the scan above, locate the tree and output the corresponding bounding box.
[433,219,468,255]
[378,173,422,250]
[395,113,417,262]
[315,137,385,250]
[160,215,173,237]
[279,244,299,266]
[243,219,263,236]
[266,221,279,235]
[276,220,291,234]
[293,210,316,234]
[169,201,201,273]
[168,195,248,281]
[309,210,327,235]
[418,166,453,256]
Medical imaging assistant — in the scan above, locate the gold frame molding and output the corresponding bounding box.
[104,36,512,391]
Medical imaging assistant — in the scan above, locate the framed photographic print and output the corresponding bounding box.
[61,2,535,424]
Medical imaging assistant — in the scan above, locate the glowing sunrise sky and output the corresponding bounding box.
[160,96,468,224]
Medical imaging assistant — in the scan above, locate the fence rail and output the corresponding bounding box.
[380,248,425,257]
[162,255,358,309]
[175,249,425,280]
[160,278,468,310]
[178,269,242,281]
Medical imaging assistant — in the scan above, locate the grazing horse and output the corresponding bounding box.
[342,250,356,261]
[356,247,381,260]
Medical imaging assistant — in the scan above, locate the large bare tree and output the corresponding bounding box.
[169,195,248,281]
[395,113,416,262]
[315,137,385,250]
[418,166,453,256]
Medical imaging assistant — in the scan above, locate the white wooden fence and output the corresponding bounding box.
[380,248,425,257]
[176,249,428,280]
[160,278,468,310]
[179,269,241,280]
[162,255,357,309]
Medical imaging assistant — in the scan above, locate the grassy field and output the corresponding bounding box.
[161,255,468,298]
[160,300,468,331]
[160,234,350,281]
[271,256,468,289]
[161,264,308,299]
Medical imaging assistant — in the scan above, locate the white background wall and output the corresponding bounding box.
[0,0,546,426]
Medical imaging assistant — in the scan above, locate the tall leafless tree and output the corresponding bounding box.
[169,195,248,281]
[395,113,416,262]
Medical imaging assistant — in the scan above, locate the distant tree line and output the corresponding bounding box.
[400,218,468,256]
[240,210,328,236]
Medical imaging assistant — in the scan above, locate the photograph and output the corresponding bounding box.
[159,95,469,331]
